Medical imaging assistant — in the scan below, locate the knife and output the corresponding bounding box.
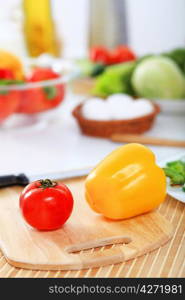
[0,168,92,188]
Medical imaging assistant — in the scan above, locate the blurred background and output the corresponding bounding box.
[1,0,185,57]
[0,0,184,176]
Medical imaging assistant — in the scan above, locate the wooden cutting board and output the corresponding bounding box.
[0,176,173,271]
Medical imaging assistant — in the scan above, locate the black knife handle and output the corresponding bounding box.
[0,174,29,188]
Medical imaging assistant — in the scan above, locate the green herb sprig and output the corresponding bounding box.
[163,160,185,192]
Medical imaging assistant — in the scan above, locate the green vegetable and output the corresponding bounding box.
[131,56,185,99]
[91,64,106,77]
[43,86,57,100]
[164,167,184,185]
[163,160,185,192]
[166,160,185,174]
[92,61,136,97]
[76,59,93,76]
[76,59,106,77]
[0,79,25,95]
[163,48,185,74]
[0,79,24,85]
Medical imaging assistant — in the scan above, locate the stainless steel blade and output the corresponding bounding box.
[29,167,92,182]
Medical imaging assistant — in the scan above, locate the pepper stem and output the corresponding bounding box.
[39,179,57,189]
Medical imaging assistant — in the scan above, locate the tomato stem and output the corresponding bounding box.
[39,179,57,189]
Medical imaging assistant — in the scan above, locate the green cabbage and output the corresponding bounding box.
[131,56,185,99]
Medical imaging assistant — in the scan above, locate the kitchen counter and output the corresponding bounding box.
[0,90,184,177]
[0,91,184,278]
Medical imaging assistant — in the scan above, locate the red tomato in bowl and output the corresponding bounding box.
[0,90,20,122]
[0,68,21,122]
[17,68,65,114]
[0,68,15,80]
[20,179,74,231]
[28,68,59,81]
[18,84,65,114]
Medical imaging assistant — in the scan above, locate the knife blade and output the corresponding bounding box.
[0,167,92,188]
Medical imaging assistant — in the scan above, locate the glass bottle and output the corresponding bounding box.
[23,0,60,57]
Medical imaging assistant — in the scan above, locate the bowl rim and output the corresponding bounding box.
[0,72,77,91]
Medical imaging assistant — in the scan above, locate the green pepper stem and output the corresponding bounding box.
[39,179,57,189]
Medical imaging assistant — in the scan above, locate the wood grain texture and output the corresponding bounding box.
[0,177,183,277]
[111,134,185,148]
[0,177,173,271]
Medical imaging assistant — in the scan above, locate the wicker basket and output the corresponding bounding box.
[72,102,160,138]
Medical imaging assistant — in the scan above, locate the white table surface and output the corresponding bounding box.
[0,91,184,177]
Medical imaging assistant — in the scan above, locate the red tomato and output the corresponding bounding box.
[20,179,74,231]
[28,67,60,82]
[0,90,20,122]
[17,85,65,114]
[17,68,65,114]
[110,46,136,64]
[90,46,111,65]
[0,69,21,121]
[0,68,15,80]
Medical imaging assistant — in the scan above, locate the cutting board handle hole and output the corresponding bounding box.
[66,236,132,254]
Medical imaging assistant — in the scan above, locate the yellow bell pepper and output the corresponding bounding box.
[85,143,166,220]
[0,50,24,80]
